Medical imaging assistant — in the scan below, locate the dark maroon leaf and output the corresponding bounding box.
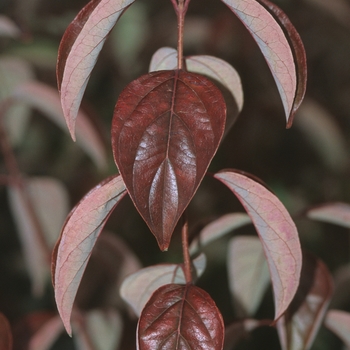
[138,284,224,350]
[112,70,226,251]
[0,313,12,350]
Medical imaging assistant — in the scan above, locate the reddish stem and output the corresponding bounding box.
[181,213,192,284]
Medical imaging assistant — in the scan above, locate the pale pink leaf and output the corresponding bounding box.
[186,55,244,111]
[29,315,64,350]
[57,0,135,139]
[307,202,350,228]
[149,47,178,72]
[276,253,333,350]
[73,310,123,350]
[325,310,350,348]
[120,254,206,316]
[221,0,298,123]
[0,15,21,38]
[190,212,251,254]
[214,170,302,320]
[227,236,270,316]
[54,175,127,335]
[12,81,107,169]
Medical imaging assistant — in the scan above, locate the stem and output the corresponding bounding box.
[0,100,51,262]
[181,213,192,284]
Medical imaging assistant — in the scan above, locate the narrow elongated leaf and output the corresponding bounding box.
[221,0,307,125]
[214,170,302,320]
[112,70,226,250]
[276,252,333,350]
[190,212,251,254]
[57,0,135,139]
[307,202,350,228]
[137,284,224,350]
[324,310,350,348]
[0,313,12,350]
[228,236,270,316]
[13,81,107,168]
[54,175,127,335]
[120,254,206,316]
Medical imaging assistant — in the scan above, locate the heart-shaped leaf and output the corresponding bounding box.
[276,252,333,350]
[324,310,350,348]
[214,170,302,321]
[112,70,226,250]
[53,175,127,335]
[221,0,307,126]
[137,284,224,350]
[57,0,135,139]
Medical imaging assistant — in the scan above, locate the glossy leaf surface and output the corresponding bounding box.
[221,0,307,125]
[276,252,333,350]
[53,175,126,335]
[57,0,135,139]
[307,202,350,228]
[325,310,350,348]
[0,313,12,350]
[112,70,226,250]
[214,170,302,320]
[120,254,206,316]
[137,284,224,350]
[228,236,270,316]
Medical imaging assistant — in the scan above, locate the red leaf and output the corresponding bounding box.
[325,310,350,348]
[112,70,226,251]
[137,284,224,350]
[276,252,333,350]
[57,0,135,139]
[214,170,302,321]
[0,313,12,350]
[53,175,126,335]
[221,0,306,126]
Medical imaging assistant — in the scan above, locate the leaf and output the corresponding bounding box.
[214,170,302,321]
[149,48,244,112]
[0,313,12,350]
[120,254,206,316]
[112,70,226,251]
[227,236,270,316]
[57,0,135,139]
[276,252,333,350]
[190,212,251,254]
[221,0,307,126]
[53,175,127,335]
[29,315,64,350]
[0,15,21,38]
[12,81,107,169]
[324,310,350,348]
[137,284,224,350]
[307,202,350,228]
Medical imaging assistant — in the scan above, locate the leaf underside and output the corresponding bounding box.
[112,70,226,250]
[137,284,224,350]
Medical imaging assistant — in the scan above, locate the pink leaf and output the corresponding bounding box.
[214,170,302,320]
[53,175,126,335]
[307,202,350,228]
[57,0,135,139]
[221,0,306,125]
[149,47,178,71]
[227,236,270,316]
[325,310,350,348]
[120,254,206,316]
[0,15,21,38]
[13,81,107,169]
[276,252,333,350]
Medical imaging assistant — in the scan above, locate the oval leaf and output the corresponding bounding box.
[137,284,224,350]
[112,70,226,251]
[214,170,302,320]
[12,81,107,169]
[0,313,12,350]
[228,236,270,316]
[307,202,350,228]
[276,252,333,350]
[54,175,126,335]
[325,310,350,348]
[120,254,206,316]
[57,0,135,139]
[221,0,306,125]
